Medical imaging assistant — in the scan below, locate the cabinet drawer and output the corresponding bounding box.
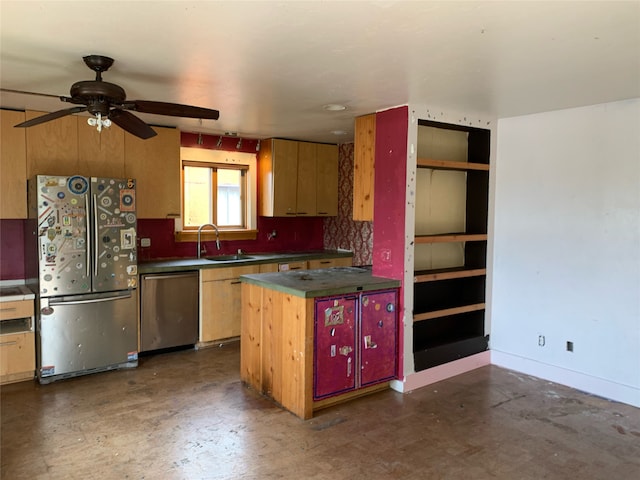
[308,257,353,269]
[0,331,35,380]
[278,261,307,271]
[0,300,34,321]
[201,265,259,281]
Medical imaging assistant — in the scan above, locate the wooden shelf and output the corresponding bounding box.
[415,233,487,244]
[414,267,486,283]
[417,158,489,171]
[413,303,485,323]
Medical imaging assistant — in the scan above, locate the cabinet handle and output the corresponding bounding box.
[0,341,18,347]
[318,212,328,215]
[347,357,352,377]
[230,281,242,285]
[0,307,17,312]
[290,267,302,270]
[319,261,331,264]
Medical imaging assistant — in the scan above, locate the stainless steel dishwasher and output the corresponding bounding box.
[140,271,199,352]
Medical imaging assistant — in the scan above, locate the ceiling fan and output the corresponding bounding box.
[1,55,220,139]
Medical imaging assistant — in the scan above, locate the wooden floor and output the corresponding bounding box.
[1,342,639,479]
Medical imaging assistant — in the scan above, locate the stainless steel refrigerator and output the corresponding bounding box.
[26,175,139,383]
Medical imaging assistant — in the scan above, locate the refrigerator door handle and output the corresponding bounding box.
[92,193,99,276]
[85,193,91,278]
[49,292,132,306]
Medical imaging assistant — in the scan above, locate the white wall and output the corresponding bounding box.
[491,99,640,407]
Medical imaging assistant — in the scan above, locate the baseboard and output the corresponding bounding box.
[491,350,640,408]
[391,351,491,393]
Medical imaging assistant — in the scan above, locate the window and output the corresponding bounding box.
[183,162,247,229]
[179,147,257,240]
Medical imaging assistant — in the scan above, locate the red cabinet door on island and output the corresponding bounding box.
[314,296,357,399]
[313,289,398,401]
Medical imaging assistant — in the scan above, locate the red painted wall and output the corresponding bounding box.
[0,220,25,280]
[371,106,408,281]
[370,106,408,379]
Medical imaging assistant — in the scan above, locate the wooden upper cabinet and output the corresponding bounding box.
[296,141,317,216]
[259,138,299,216]
[316,143,338,216]
[25,110,79,177]
[124,127,180,219]
[1,110,27,218]
[77,117,125,178]
[353,113,376,221]
[259,138,338,217]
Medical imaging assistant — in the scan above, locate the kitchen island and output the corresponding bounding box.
[240,267,400,419]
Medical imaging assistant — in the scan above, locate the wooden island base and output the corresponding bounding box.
[240,267,400,420]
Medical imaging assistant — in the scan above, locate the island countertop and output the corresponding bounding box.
[239,266,400,298]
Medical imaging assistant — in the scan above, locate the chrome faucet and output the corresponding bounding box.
[197,223,221,258]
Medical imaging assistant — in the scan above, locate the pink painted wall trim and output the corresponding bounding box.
[394,351,491,392]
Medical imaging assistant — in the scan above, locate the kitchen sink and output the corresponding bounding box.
[204,254,256,262]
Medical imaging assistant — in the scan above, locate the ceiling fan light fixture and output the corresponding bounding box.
[87,113,111,132]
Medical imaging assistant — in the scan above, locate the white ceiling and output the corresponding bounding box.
[1,1,638,144]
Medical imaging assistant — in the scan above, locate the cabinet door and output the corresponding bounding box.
[314,296,357,399]
[0,332,35,383]
[360,289,397,386]
[296,142,316,216]
[0,110,27,218]
[25,110,79,177]
[201,278,243,341]
[78,117,125,178]
[124,127,180,218]
[201,265,259,342]
[271,139,299,216]
[315,143,338,216]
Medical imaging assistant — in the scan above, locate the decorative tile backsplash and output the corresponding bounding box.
[323,143,373,266]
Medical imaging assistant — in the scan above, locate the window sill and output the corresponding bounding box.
[175,230,258,243]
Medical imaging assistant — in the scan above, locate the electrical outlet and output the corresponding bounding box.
[566,341,574,352]
[538,335,545,347]
[140,238,151,247]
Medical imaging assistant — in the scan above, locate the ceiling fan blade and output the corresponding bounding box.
[0,88,64,100]
[14,106,88,127]
[127,100,220,120]
[109,109,157,139]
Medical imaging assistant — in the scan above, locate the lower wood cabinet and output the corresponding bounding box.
[200,265,259,344]
[0,299,35,385]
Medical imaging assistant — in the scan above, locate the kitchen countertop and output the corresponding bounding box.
[0,285,35,302]
[240,266,400,298]
[138,250,353,274]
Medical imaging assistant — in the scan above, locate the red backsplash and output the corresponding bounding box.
[136,216,324,262]
[0,219,25,280]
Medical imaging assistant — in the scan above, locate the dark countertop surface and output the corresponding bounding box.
[0,285,35,302]
[138,250,353,274]
[240,266,400,298]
